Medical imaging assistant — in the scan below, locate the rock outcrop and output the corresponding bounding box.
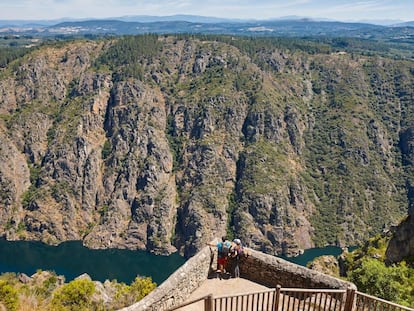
[385,215,414,263]
[307,255,340,277]
[0,36,413,257]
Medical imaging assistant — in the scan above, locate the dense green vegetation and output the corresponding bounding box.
[0,46,33,68]
[344,235,414,306]
[0,271,156,311]
[178,34,414,62]
[94,34,161,80]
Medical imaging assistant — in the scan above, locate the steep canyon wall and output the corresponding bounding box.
[0,36,413,257]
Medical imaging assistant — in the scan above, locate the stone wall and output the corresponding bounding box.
[238,249,355,289]
[120,245,354,311]
[120,246,215,311]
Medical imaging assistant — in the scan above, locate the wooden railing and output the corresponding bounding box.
[166,294,213,311]
[168,286,414,311]
[354,291,414,311]
[278,287,350,311]
[214,288,277,311]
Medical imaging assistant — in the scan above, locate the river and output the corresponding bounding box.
[0,239,352,285]
[280,245,355,266]
[0,239,185,285]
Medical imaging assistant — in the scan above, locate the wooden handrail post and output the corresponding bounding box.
[204,294,213,311]
[274,285,281,311]
[344,287,356,311]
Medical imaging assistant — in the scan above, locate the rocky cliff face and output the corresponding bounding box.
[0,36,413,257]
[385,215,414,263]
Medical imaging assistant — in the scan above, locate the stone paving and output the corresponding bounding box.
[177,275,270,311]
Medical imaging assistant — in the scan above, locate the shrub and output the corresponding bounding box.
[50,279,95,311]
[129,276,156,302]
[110,276,156,309]
[101,139,111,159]
[0,280,19,311]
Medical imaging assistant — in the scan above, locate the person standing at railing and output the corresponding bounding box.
[230,238,244,278]
[207,236,232,275]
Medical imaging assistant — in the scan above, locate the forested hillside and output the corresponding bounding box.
[0,35,413,258]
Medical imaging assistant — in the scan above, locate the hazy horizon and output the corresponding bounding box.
[1,0,413,23]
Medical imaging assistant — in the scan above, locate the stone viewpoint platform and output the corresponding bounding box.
[176,277,270,311]
[120,245,354,311]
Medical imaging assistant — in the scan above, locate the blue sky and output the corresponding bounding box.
[1,0,413,22]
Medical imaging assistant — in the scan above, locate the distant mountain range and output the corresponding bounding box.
[0,15,413,42]
[393,21,414,27]
[0,15,239,28]
[0,15,412,27]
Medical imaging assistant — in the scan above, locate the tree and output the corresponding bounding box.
[348,258,414,306]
